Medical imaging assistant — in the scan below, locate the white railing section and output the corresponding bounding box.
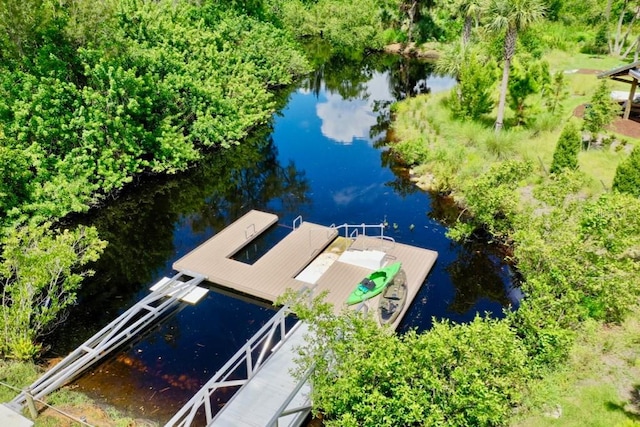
[331,222,396,252]
[293,216,395,248]
[8,272,205,411]
[292,215,388,240]
[165,305,301,427]
[267,364,314,427]
[331,222,386,239]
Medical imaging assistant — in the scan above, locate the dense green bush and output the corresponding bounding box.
[451,160,533,241]
[550,122,581,173]
[274,0,392,52]
[0,223,106,359]
[612,144,640,197]
[283,293,531,427]
[0,0,310,228]
[582,79,620,141]
[507,57,551,127]
[392,136,430,166]
[514,193,640,324]
[446,54,496,120]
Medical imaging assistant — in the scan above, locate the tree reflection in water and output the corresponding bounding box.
[446,243,517,315]
[46,125,310,354]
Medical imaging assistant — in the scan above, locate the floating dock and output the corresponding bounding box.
[173,209,437,327]
[8,209,437,427]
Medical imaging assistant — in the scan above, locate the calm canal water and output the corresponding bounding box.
[45,54,521,423]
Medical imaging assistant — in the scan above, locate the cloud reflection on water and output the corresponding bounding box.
[332,183,380,205]
[316,73,393,144]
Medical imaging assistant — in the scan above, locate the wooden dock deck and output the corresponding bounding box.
[329,235,437,329]
[173,210,339,301]
[174,210,437,324]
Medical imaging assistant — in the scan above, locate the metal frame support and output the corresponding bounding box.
[165,306,299,426]
[8,273,205,410]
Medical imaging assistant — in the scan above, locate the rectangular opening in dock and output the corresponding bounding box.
[230,224,290,265]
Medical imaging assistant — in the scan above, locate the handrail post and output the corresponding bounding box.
[25,388,38,419]
[245,223,256,239]
[246,346,253,378]
[293,215,303,230]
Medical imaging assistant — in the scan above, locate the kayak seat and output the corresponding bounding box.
[359,278,376,291]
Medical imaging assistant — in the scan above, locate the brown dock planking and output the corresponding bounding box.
[315,235,437,329]
[173,210,339,301]
[173,210,437,329]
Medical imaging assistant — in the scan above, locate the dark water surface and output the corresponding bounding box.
[45,54,520,422]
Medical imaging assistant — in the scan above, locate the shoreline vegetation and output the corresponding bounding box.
[389,49,640,426]
[383,42,441,59]
[1,0,640,426]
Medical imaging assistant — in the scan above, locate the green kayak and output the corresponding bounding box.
[346,262,402,306]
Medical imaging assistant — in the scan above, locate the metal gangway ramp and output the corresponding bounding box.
[166,306,312,427]
[7,272,206,411]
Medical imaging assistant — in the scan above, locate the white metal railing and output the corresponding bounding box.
[292,216,394,248]
[330,222,386,239]
[331,222,396,252]
[292,215,303,230]
[267,364,314,427]
[293,216,387,240]
[8,273,206,411]
[165,305,300,426]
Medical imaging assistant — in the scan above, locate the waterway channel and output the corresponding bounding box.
[44,53,521,423]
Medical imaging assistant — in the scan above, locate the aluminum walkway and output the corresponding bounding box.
[210,322,311,427]
[164,305,311,427]
[8,273,206,411]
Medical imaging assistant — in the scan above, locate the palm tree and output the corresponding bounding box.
[485,0,545,132]
[459,0,483,45]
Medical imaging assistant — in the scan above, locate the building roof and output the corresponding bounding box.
[598,60,640,82]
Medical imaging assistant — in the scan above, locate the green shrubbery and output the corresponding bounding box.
[612,144,640,197]
[0,0,310,359]
[0,0,310,229]
[550,122,581,173]
[382,34,640,426]
[274,0,392,52]
[445,54,496,120]
[451,160,533,242]
[0,223,106,359]
[583,80,620,142]
[282,292,531,427]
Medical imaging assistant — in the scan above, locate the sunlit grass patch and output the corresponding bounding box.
[0,360,40,402]
[579,147,630,190]
[513,315,640,427]
[515,385,635,427]
[545,51,626,74]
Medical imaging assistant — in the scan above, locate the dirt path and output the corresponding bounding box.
[573,104,640,139]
